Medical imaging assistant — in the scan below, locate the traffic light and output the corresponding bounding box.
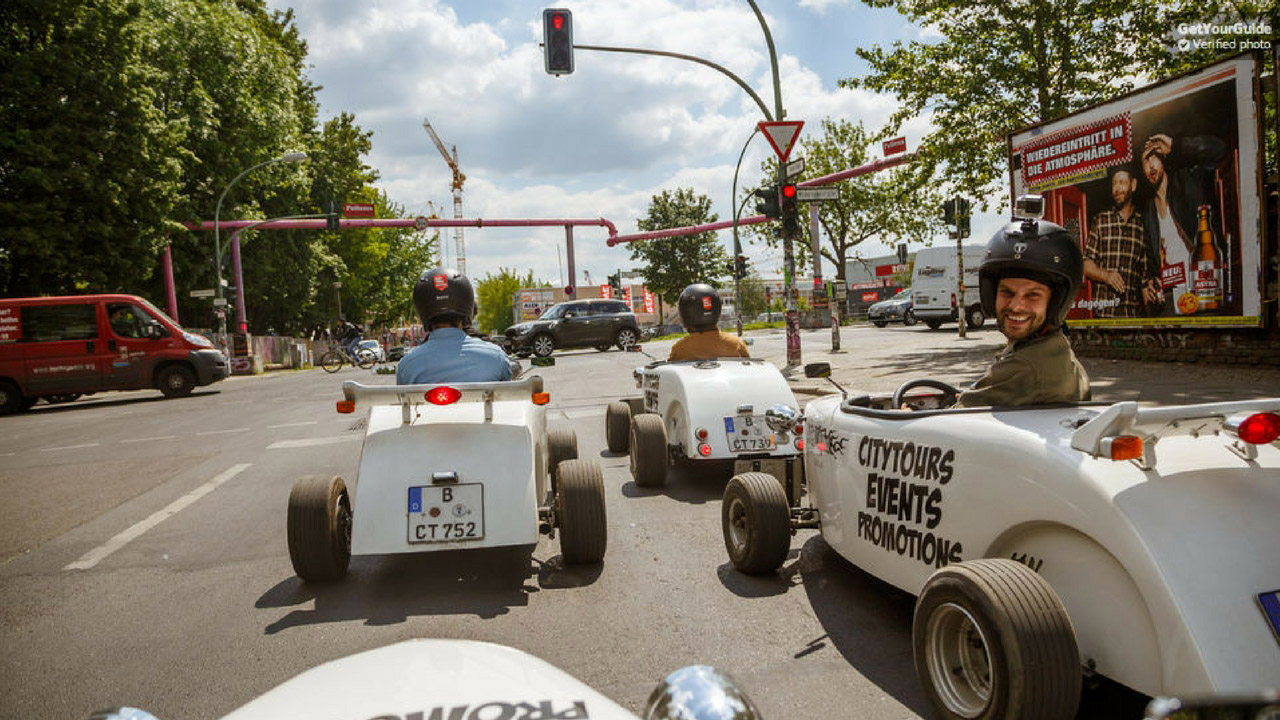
[780,183,800,236]
[941,200,955,226]
[608,272,622,296]
[956,198,971,239]
[543,8,573,76]
[734,254,748,279]
[753,184,781,219]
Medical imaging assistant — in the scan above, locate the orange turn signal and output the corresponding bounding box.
[532,392,550,406]
[1105,435,1143,461]
[336,400,355,414]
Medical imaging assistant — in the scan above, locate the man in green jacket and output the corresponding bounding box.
[953,216,1090,408]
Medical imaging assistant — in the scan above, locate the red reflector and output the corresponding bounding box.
[336,400,355,414]
[696,428,708,440]
[698,443,712,457]
[1238,412,1280,445]
[1108,436,1143,461]
[795,438,804,450]
[816,441,826,453]
[532,392,550,406]
[425,386,462,405]
[794,424,803,435]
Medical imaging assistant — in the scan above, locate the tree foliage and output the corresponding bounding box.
[844,0,1276,206]
[476,268,550,334]
[630,188,728,322]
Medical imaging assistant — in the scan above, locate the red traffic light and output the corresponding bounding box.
[552,12,565,29]
[781,183,797,199]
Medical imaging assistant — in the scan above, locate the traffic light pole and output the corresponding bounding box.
[731,128,761,336]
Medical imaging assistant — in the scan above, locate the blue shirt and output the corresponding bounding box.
[396,327,512,384]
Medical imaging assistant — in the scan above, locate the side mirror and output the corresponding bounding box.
[804,362,831,379]
[764,404,801,433]
[644,665,761,720]
[146,324,165,339]
[530,357,555,367]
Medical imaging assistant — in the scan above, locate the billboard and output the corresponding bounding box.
[1008,53,1266,328]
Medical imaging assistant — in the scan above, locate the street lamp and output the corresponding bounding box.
[213,151,307,351]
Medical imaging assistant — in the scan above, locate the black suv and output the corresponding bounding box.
[504,299,641,357]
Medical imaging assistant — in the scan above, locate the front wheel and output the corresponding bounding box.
[629,413,667,488]
[287,475,353,582]
[594,344,612,352]
[925,320,943,330]
[966,306,986,329]
[557,459,607,564]
[355,348,377,369]
[157,365,196,398]
[531,333,555,358]
[320,350,344,373]
[903,309,918,326]
[721,473,790,574]
[547,425,578,491]
[914,559,1081,720]
[605,401,632,454]
[873,320,888,328]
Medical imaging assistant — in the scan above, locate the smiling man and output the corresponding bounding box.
[953,220,1091,408]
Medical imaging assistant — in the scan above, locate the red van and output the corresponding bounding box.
[0,294,229,414]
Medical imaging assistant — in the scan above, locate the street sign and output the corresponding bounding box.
[564,285,574,296]
[785,157,805,179]
[343,202,376,218]
[758,121,804,162]
[882,136,907,155]
[414,215,429,231]
[189,289,216,298]
[795,186,839,202]
[213,297,229,307]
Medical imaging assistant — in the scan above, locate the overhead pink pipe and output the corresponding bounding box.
[184,216,619,239]
[608,215,771,247]
[797,151,917,187]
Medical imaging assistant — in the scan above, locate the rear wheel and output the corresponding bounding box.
[547,426,578,491]
[722,473,790,574]
[286,475,353,582]
[925,320,943,330]
[904,309,918,326]
[531,333,555,358]
[320,350,344,373]
[157,365,196,398]
[594,344,612,352]
[914,559,1081,720]
[605,400,632,453]
[0,380,27,415]
[557,459,607,564]
[355,348,377,369]
[966,306,986,329]
[44,393,82,404]
[615,327,639,350]
[873,320,888,328]
[629,412,667,488]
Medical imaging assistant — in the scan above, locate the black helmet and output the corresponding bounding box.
[678,283,722,330]
[978,219,1084,329]
[413,267,476,327]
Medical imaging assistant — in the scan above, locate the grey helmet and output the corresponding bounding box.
[678,283,721,330]
[412,267,476,327]
[978,219,1084,329]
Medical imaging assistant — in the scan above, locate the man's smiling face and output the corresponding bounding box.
[996,276,1051,341]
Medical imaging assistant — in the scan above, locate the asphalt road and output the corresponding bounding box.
[0,326,1169,720]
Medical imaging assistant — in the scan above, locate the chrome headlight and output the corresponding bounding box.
[644,665,760,720]
[765,404,801,433]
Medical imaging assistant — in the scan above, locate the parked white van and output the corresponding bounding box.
[910,244,986,330]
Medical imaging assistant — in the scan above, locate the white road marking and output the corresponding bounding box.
[41,443,101,452]
[267,435,362,449]
[267,421,319,429]
[120,436,175,444]
[64,463,251,571]
[196,428,249,436]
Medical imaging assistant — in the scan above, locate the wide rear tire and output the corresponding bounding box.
[287,475,352,582]
[721,472,790,574]
[557,459,607,564]
[913,558,1080,720]
[605,400,632,453]
[629,413,667,488]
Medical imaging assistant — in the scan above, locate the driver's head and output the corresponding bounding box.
[677,283,722,332]
[412,267,476,330]
[978,219,1083,340]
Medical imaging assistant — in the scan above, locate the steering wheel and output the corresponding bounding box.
[891,378,962,410]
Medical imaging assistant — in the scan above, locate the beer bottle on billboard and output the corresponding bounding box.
[1192,204,1220,311]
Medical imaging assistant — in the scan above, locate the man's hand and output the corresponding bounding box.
[1142,278,1163,305]
[1143,133,1172,159]
[1102,269,1126,293]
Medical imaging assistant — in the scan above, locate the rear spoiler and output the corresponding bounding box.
[339,376,546,424]
[1070,398,1280,469]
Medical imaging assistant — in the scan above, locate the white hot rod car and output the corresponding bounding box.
[286,372,607,581]
[605,357,805,495]
[722,363,1280,720]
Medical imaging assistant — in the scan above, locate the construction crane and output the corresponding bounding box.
[422,117,467,274]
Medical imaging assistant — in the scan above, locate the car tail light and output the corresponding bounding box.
[1228,412,1280,445]
[695,427,709,440]
[425,386,462,405]
[795,437,804,451]
[532,392,550,405]
[698,443,712,456]
[1102,435,1143,461]
[793,423,803,435]
[950,293,957,308]
[336,400,355,414]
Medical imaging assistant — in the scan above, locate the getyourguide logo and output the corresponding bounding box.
[433,274,449,291]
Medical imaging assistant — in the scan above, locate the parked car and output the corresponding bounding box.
[867,288,916,327]
[0,293,229,414]
[504,299,641,357]
[356,339,386,363]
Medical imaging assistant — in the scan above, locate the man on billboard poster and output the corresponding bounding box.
[1139,132,1228,315]
[1083,166,1162,317]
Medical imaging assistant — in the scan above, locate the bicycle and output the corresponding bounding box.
[320,340,377,373]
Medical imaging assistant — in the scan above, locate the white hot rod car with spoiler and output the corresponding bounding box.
[722,363,1280,720]
[286,371,606,581]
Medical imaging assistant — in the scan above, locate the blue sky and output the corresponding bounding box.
[264,0,977,288]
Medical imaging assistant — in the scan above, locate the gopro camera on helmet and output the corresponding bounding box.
[1014,194,1045,220]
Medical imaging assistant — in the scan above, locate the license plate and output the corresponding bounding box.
[724,415,775,452]
[407,483,484,543]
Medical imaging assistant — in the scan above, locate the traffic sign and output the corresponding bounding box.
[785,157,805,179]
[758,121,804,162]
[882,136,907,155]
[189,289,216,298]
[213,297,229,307]
[564,285,574,296]
[343,202,376,218]
[795,186,839,202]
[414,215,429,231]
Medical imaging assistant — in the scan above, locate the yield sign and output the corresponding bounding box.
[759,121,804,162]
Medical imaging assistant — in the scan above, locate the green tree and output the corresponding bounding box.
[630,188,728,324]
[745,119,943,280]
[844,0,1275,205]
[476,268,549,334]
[739,276,769,319]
